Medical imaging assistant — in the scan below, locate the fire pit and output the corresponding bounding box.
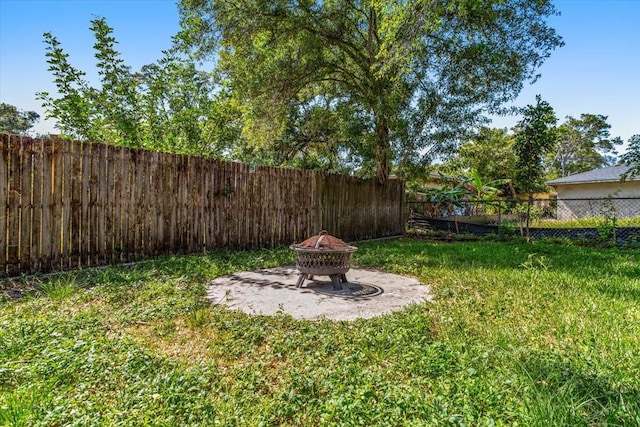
[290,231,357,290]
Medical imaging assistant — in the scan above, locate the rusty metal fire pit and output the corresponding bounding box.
[290,230,358,290]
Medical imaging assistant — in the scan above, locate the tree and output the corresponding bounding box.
[270,101,367,174]
[443,127,517,189]
[37,17,239,156]
[548,114,621,178]
[620,134,640,180]
[38,21,140,144]
[138,51,242,156]
[37,30,95,140]
[178,0,563,182]
[89,18,143,147]
[514,95,557,240]
[0,103,40,135]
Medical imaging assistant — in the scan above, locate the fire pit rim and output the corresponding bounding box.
[289,245,358,253]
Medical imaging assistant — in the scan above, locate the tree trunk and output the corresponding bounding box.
[374,112,391,183]
[525,193,532,242]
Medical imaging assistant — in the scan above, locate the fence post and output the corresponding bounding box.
[497,201,502,238]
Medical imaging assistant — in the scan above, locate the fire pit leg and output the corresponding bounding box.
[296,273,308,288]
[340,274,347,283]
[330,274,343,290]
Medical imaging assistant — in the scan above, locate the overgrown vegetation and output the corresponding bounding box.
[1,240,638,426]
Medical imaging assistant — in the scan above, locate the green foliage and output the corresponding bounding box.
[410,170,509,217]
[1,241,639,425]
[0,103,40,135]
[500,220,517,237]
[38,276,76,301]
[419,173,469,219]
[231,100,368,175]
[547,114,621,178]
[519,253,548,272]
[138,53,242,156]
[37,17,239,156]
[596,192,619,241]
[186,306,213,328]
[38,30,98,141]
[178,0,563,181]
[467,169,510,203]
[514,95,557,240]
[530,216,640,229]
[514,202,542,221]
[443,126,517,189]
[90,18,143,146]
[620,134,640,180]
[514,95,558,195]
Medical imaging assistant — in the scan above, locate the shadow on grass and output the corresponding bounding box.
[1,247,296,301]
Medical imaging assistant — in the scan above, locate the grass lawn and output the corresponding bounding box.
[529,217,640,228]
[1,239,639,426]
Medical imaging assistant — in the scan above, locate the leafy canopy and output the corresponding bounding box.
[38,17,240,155]
[620,134,640,180]
[0,103,40,135]
[440,126,517,186]
[514,95,557,195]
[178,0,563,181]
[548,114,621,178]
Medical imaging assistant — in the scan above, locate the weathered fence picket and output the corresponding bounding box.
[0,135,405,276]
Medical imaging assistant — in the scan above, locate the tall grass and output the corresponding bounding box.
[1,242,638,426]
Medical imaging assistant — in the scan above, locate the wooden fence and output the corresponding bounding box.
[1,135,405,276]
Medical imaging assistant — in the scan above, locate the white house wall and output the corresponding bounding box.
[554,181,640,220]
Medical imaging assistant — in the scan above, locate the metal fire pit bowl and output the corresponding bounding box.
[290,231,357,290]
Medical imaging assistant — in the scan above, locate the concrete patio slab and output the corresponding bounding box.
[206,266,432,321]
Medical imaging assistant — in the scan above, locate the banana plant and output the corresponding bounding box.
[424,173,471,233]
[467,169,511,215]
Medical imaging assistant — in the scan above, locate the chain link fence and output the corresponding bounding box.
[406,197,640,246]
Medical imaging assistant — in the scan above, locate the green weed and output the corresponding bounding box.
[1,240,638,426]
[38,276,76,300]
[186,307,213,328]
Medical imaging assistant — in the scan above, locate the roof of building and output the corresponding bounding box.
[546,164,639,186]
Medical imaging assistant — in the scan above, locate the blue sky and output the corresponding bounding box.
[1,0,639,152]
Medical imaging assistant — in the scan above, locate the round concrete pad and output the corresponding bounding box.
[206,266,432,321]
